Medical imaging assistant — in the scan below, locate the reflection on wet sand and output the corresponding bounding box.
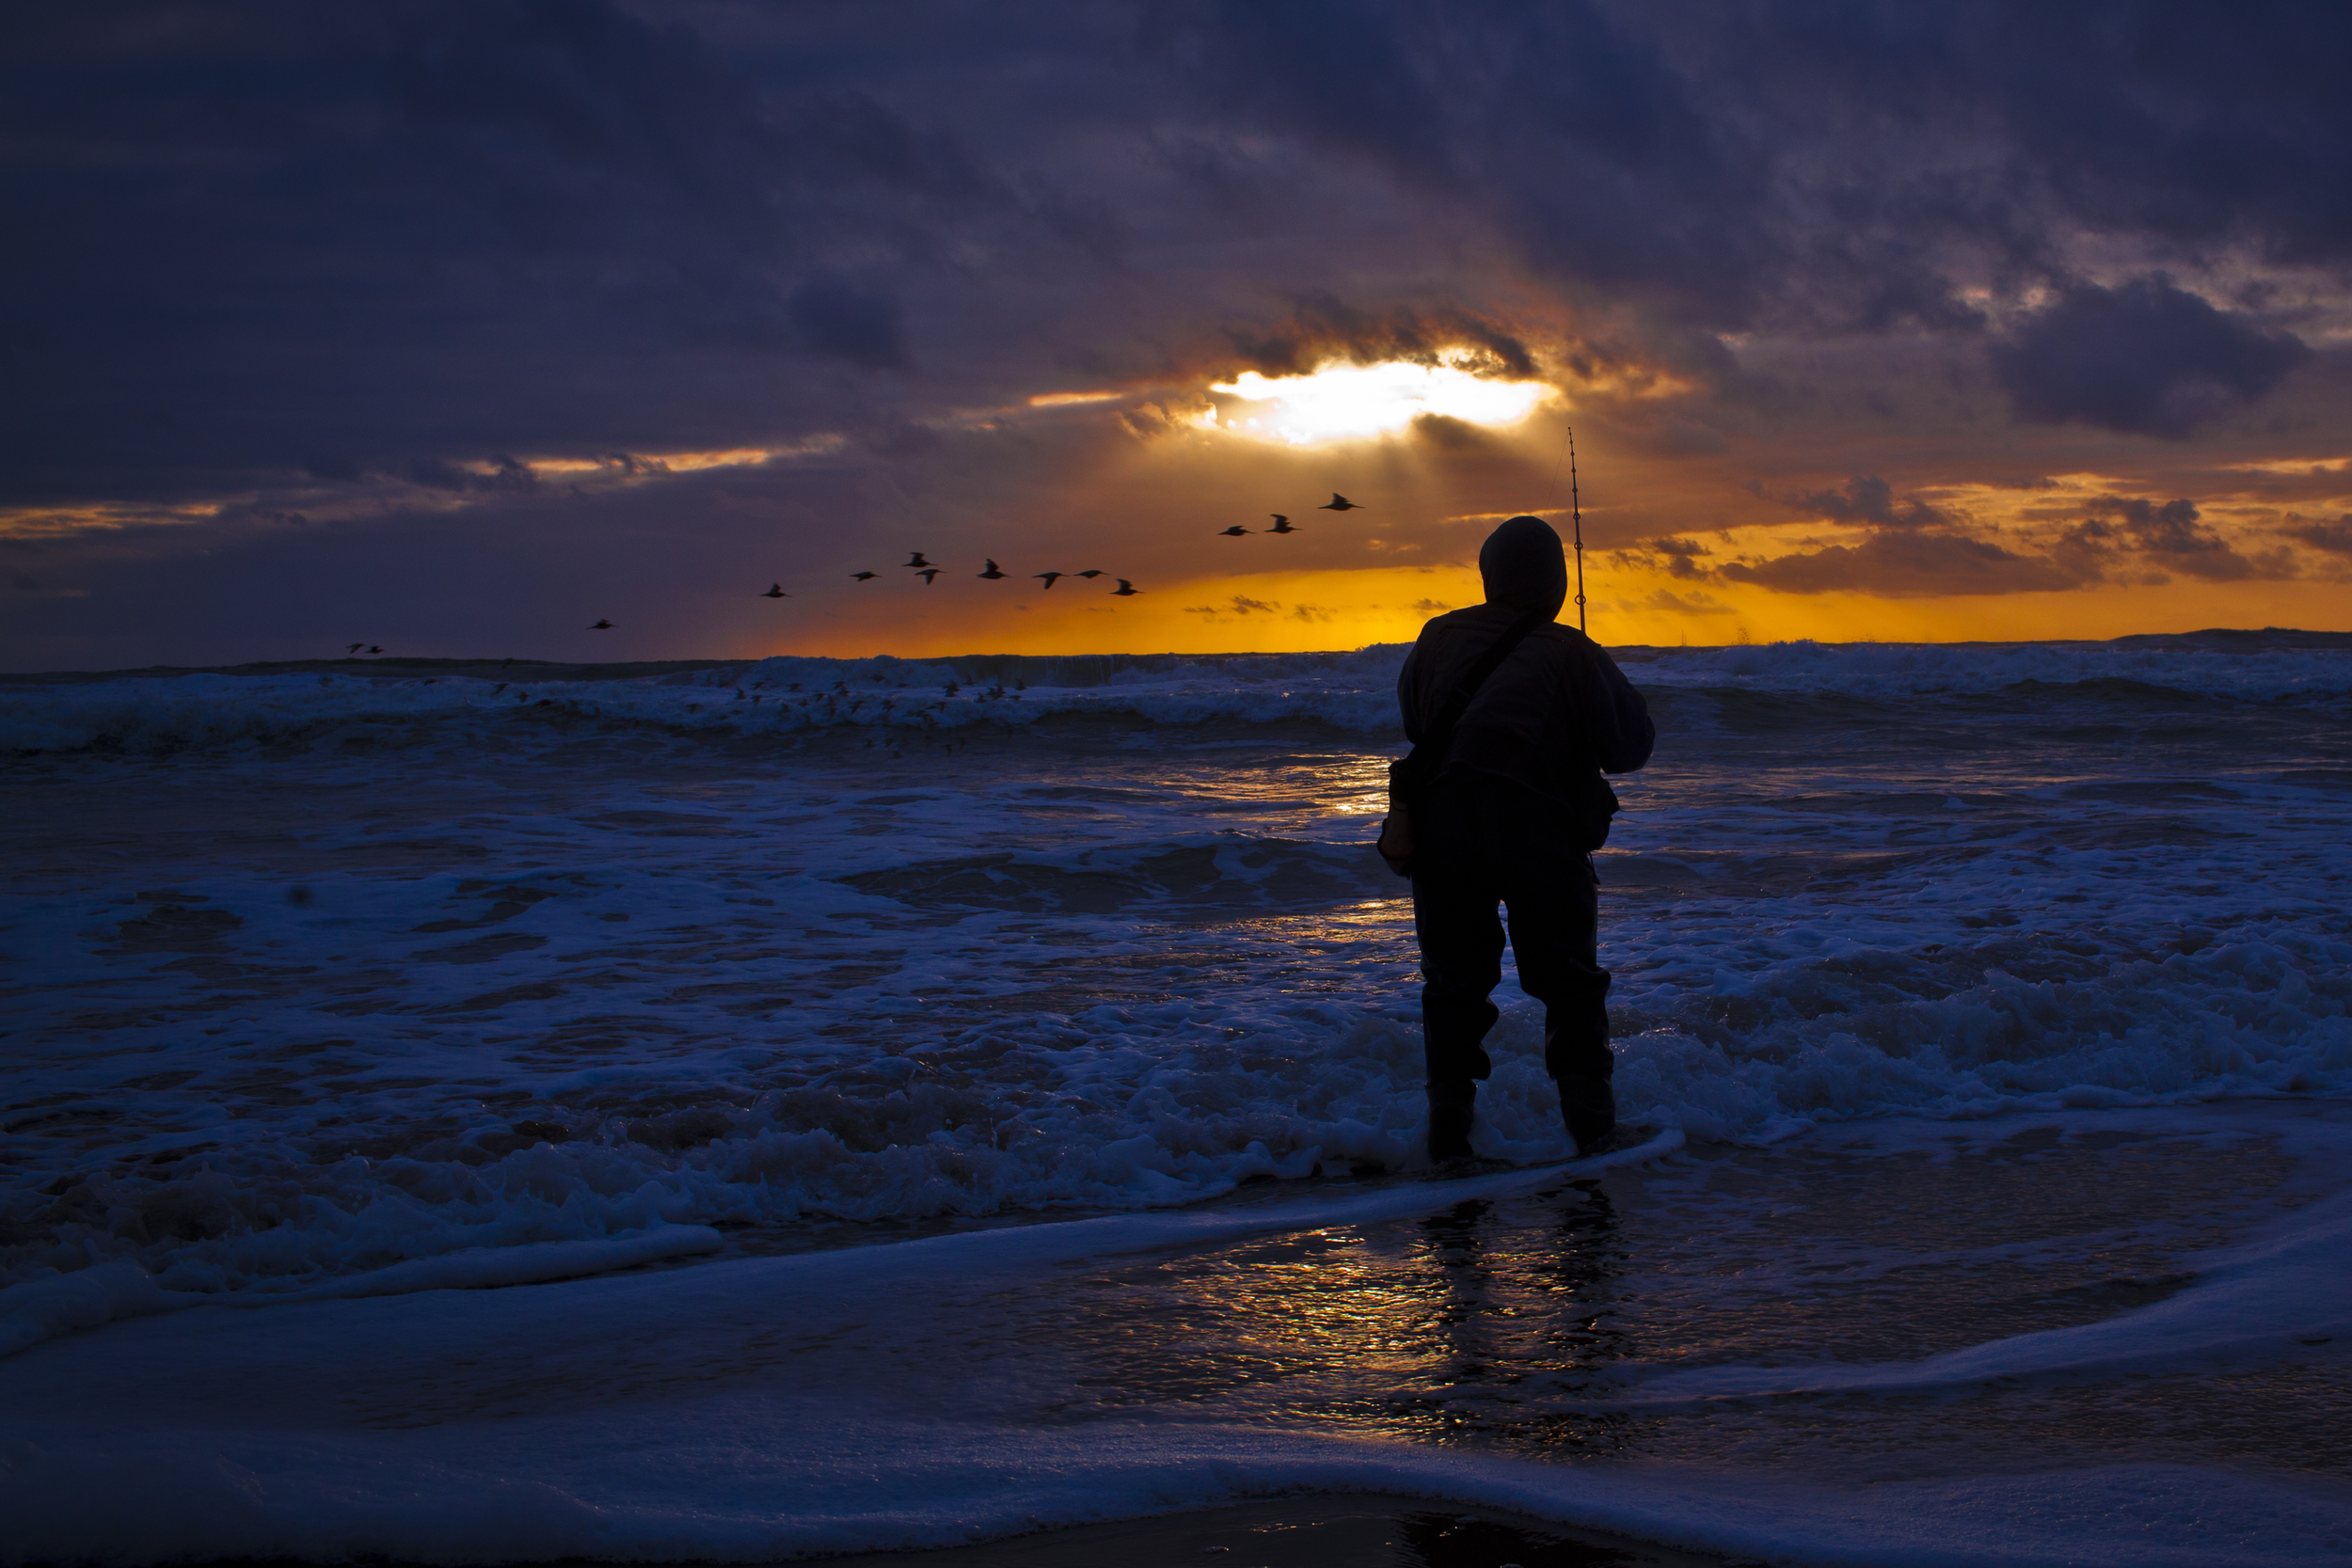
[1002,1103,2348,1482]
[1039,1177,1646,1455]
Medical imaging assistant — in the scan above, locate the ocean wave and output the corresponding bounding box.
[4,631,2348,756]
[5,916,2345,1316]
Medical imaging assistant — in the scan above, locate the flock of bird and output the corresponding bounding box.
[574,492,1364,632]
[341,492,1368,648]
[863,558,1142,594]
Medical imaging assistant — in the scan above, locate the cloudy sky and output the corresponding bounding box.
[5,1,2348,669]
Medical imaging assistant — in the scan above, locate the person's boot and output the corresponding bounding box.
[1554,1072,1616,1155]
[1426,1080,1477,1163]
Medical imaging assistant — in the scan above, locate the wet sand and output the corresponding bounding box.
[171,1497,1735,1568]
[820,1495,1737,1566]
[11,1102,2346,1568]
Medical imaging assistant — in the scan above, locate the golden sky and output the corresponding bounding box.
[706,339,2352,658]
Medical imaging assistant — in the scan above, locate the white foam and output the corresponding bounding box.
[255,1223,723,1302]
[0,1260,175,1359]
[0,1227,726,1361]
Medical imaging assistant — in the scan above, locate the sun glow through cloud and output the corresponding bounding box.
[1204,358,1554,445]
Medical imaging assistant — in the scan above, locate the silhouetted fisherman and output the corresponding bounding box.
[1391,515,1652,1163]
[1218,525,1250,536]
[1319,493,1361,511]
[1034,571,1064,589]
[977,559,1008,578]
[761,583,787,598]
[851,571,879,581]
[1267,515,1296,533]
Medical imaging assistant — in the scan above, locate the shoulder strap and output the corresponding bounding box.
[1421,608,1546,751]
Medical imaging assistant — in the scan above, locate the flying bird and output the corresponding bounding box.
[904,551,933,568]
[977,559,1007,579]
[850,571,878,581]
[916,568,942,584]
[1073,569,1106,578]
[1034,572,1063,589]
[345,643,363,654]
[588,619,612,630]
[1217,525,1249,537]
[1110,578,1141,595]
[367,645,383,654]
[1318,493,1362,512]
[1267,515,1296,533]
[761,583,787,598]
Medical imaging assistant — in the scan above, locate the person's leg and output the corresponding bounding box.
[1510,865,1610,1076]
[1410,790,1505,1161]
[1490,809,1616,1150]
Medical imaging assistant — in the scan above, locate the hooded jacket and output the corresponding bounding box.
[1397,516,1653,844]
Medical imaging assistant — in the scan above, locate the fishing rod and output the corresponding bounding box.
[1567,424,1585,633]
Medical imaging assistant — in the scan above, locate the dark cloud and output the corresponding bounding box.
[1780,476,1947,529]
[1223,295,1537,380]
[1184,594,1281,621]
[1632,536,1715,581]
[786,273,913,370]
[2284,515,2352,557]
[1717,531,2086,598]
[1163,3,2352,341]
[1643,588,1733,616]
[2073,496,2259,581]
[0,1,997,510]
[1710,490,2291,598]
[406,456,539,494]
[1409,415,1488,451]
[1990,277,2312,438]
[8,2,2348,513]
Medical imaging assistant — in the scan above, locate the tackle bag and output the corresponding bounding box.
[1376,608,1545,878]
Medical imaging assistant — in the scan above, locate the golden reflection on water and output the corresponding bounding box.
[1057,1180,1652,1456]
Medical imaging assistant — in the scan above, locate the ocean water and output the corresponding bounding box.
[4,630,2349,1564]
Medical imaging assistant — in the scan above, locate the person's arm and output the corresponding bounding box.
[1397,640,1428,744]
[1577,647,1654,774]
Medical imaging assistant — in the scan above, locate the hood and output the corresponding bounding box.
[1478,515,1566,620]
